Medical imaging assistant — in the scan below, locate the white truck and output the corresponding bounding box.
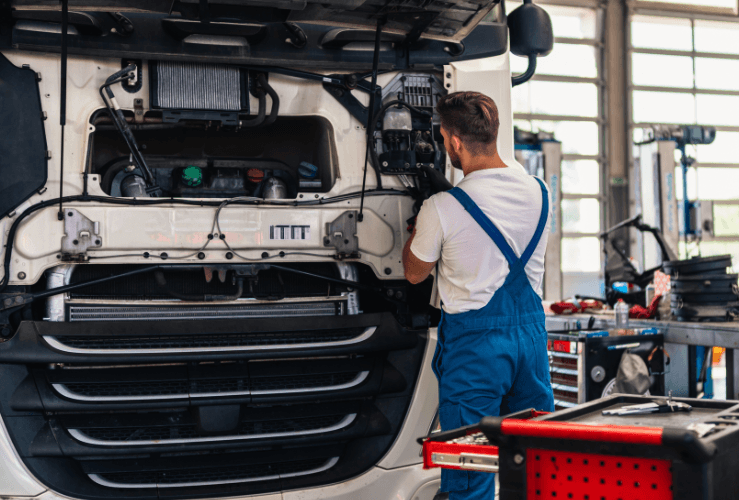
[0,2,551,499]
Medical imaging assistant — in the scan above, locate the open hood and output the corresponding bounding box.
[10,0,500,42]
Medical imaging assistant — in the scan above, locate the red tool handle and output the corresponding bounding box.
[499,420,663,446]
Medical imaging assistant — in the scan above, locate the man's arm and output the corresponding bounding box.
[403,225,437,284]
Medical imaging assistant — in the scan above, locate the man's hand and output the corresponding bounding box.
[402,225,437,284]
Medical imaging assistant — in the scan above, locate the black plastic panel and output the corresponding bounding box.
[0,53,47,219]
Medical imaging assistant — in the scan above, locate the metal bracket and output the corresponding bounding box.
[0,294,33,311]
[133,98,145,123]
[324,211,359,258]
[61,209,102,260]
[322,81,381,127]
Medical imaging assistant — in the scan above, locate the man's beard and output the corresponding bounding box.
[448,147,463,170]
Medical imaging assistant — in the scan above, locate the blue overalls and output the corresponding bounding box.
[432,178,555,499]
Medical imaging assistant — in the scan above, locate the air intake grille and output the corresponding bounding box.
[154,61,243,111]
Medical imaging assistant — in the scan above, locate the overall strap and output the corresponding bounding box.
[520,177,549,267]
[448,187,518,266]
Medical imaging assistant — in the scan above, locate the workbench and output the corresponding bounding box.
[545,314,739,400]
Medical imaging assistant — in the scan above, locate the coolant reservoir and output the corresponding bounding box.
[383,103,412,135]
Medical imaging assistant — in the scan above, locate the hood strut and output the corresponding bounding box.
[57,0,68,220]
[358,17,386,223]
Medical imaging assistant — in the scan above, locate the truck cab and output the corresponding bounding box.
[0,2,549,499]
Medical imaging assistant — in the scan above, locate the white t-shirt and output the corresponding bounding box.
[410,166,551,314]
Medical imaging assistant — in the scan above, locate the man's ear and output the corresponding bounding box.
[451,135,463,153]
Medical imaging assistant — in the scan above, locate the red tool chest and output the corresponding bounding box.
[421,395,739,500]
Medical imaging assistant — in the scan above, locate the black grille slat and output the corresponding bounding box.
[77,414,348,442]
[251,372,358,391]
[97,458,329,485]
[54,328,364,350]
[65,381,191,397]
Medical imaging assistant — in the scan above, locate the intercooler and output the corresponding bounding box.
[47,264,358,322]
[66,299,348,322]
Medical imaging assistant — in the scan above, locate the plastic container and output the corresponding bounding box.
[614,299,629,329]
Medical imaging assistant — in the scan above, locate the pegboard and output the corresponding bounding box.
[526,448,673,500]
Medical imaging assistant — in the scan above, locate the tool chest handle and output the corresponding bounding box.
[418,408,547,445]
[478,418,717,463]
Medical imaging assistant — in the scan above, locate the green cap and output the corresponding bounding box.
[182,166,203,187]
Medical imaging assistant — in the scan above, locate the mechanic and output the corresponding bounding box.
[402,92,554,500]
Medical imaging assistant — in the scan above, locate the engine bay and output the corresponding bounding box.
[90,114,337,199]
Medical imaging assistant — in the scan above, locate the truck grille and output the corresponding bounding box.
[0,312,421,499]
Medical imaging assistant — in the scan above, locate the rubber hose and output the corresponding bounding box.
[258,74,280,126]
[240,88,267,128]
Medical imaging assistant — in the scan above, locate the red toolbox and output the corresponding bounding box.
[421,395,739,500]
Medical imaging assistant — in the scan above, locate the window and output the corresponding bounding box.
[630,13,739,267]
[512,2,604,298]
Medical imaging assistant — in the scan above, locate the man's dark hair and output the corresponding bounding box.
[436,91,500,155]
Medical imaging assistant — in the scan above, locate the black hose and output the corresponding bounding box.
[512,54,537,87]
[258,74,280,126]
[99,67,157,188]
[240,87,267,128]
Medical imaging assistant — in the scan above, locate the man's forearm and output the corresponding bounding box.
[402,227,416,272]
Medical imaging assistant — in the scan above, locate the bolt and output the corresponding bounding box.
[514,454,525,465]
[4,299,12,307]
[72,239,79,245]
[384,268,392,275]
[404,163,410,169]
[386,289,394,297]
[197,252,205,260]
[315,194,319,199]
[395,291,403,299]
[446,72,452,78]
[382,161,389,167]
[68,212,73,217]
[17,272,26,280]
[143,252,150,258]
[416,163,422,168]
[324,237,331,245]
[95,240,101,245]
[14,296,22,304]
[208,234,214,240]
[261,252,269,258]
[220,234,226,240]
[226,252,233,260]
[160,252,168,260]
